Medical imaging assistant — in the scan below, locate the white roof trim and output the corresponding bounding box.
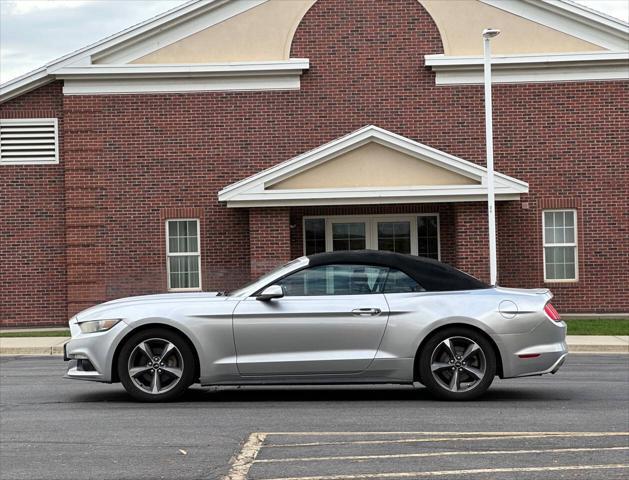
[59,60,308,95]
[481,0,629,51]
[55,60,309,78]
[2,0,629,103]
[218,125,528,207]
[425,51,629,85]
[0,0,268,103]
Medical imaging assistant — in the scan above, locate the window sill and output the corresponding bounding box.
[543,280,579,288]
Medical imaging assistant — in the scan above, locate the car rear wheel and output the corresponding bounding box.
[419,327,496,400]
[118,328,195,402]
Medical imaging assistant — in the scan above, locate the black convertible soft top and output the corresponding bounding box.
[307,250,489,292]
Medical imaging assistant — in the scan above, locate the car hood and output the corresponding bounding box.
[74,292,232,322]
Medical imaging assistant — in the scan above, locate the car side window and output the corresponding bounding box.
[384,268,425,293]
[277,264,388,296]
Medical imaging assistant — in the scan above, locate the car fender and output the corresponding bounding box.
[107,316,210,380]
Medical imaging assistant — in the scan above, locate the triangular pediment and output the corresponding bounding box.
[269,142,478,190]
[218,125,528,207]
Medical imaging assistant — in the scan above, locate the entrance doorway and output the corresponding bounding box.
[303,214,440,259]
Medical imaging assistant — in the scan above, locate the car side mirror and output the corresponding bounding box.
[256,285,284,301]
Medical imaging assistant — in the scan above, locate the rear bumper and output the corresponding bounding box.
[494,318,568,378]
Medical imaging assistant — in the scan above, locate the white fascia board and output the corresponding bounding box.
[218,125,529,203]
[480,0,629,50]
[425,51,629,66]
[0,69,54,103]
[58,60,309,95]
[425,51,629,85]
[62,75,301,95]
[224,191,523,208]
[55,60,309,78]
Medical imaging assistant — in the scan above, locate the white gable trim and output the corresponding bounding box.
[481,0,629,51]
[218,125,529,207]
[0,0,270,102]
[425,51,629,85]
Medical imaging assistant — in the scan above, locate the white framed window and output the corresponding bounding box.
[303,214,440,260]
[165,219,202,291]
[543,210,578,282]
[0,118,59,165]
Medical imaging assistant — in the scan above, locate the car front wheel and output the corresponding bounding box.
[118,328,195,402]
[419,327,496,400]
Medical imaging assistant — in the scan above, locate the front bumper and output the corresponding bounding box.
[64,318,128,383]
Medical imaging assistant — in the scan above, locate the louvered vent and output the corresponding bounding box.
[0,119,59,164]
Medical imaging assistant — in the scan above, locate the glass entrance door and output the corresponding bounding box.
[376,221,411,254]
[306,214,440,259]
[330,222,366,251]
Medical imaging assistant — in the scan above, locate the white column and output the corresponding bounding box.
[483,35,498,286]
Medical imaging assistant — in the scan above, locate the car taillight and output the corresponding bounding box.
[544,303,561,321]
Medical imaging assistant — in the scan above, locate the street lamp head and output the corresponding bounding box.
[482,28,501,39]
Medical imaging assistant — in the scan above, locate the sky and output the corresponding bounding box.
[1,0,628,83]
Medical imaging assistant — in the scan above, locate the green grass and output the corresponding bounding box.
[565,319,629,336]
[0,329,70,338]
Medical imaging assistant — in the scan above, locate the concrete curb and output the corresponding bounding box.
[0,337,68,356]
[567,335,629,354]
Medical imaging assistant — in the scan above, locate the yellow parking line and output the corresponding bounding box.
[254,445,629,463]
[265,432,628,448]
[222,432,267,480]
[260,464,629,480]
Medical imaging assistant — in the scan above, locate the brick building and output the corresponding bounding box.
[1,0,628,327]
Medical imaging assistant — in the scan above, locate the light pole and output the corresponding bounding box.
[482,27,500,286]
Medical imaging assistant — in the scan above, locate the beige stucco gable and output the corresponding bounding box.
[131,0,606,66]
[128,0,605,65]
[268,142,478,190]
[419,0,603,55]
[130,0,316,64]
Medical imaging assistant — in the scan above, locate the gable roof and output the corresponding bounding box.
[218,125,529,207]
[1,0,627,103]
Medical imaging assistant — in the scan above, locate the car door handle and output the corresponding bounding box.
[352,308,382,316]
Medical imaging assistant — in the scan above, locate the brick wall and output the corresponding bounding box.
[250,208,292,279]
[1,0,627,325]
[0,82,67,326]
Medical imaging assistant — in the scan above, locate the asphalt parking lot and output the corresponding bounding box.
[0,355,627,480]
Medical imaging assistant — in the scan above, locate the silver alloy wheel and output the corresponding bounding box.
[430,336,487,393]
[127,338,184,395]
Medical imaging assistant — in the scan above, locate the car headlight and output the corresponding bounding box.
[78,319,121,334]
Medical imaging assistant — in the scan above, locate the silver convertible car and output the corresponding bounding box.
[64,251,567,401]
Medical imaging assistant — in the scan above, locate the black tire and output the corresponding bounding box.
[418,327,496,401]
[118,327,195,402]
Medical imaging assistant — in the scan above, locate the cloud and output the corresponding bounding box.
[576,0,628,22]
[0,0,627,84]
[3,0,91,15]
[0,0,186,82]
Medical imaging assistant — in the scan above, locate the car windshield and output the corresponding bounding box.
[227,257,308,297]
